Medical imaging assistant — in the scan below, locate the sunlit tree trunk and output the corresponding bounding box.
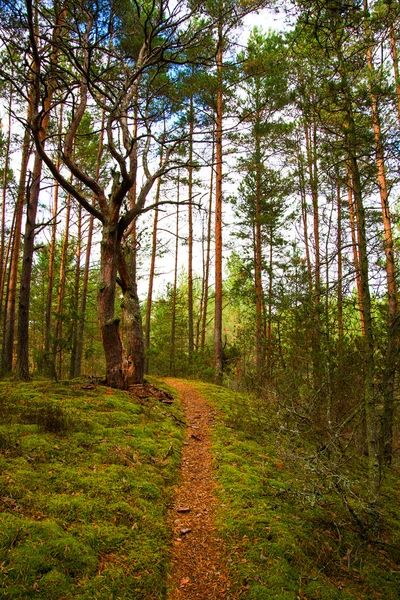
[365,8,398,464]
[201,131,214,352]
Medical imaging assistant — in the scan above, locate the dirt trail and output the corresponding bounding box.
[165,379,231,600]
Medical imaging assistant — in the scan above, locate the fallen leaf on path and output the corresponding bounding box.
[180,577,190,585]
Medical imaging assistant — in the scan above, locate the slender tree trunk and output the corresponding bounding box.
[201,131,215,352]
[69,203,82,378]
[347,161,365,336]
[389,23,400,124]
[1,126,31,374]
[365,18,398,464]
[304,119,322,400]
[53,192,71,380]
[73,108,105,378]
[214,22,224,385]
[44,105,63,359]
[254,125,264,380]
[17,148,44,380]
[170,177,180,376]
[298,148,313,295]
[0,84,12,322]
[188,94,194,363]
[17,4,64,380]
[344,94,381,523]
[266,228,273,377]
[144,170,162,374]
[336,173,343,341]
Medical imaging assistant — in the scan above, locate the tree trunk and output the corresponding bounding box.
[188,94,195,363]
[365,22,398,465]
[336,171,343,341]
[201,130,215,352]
[346,161,365,336]
[53,192,71,380]
[70,203,82,378]
[389,23,400,124]
[44,105,63,359]
[73,108,105,378]
[118,246,145,386]
[214,22,224,385]
[344,103,381,525]
[170,180,180,377]
[16,149,43,380]
[98,222,125,389]
[144,141,164,374]
[0,83,12,323]
[1,126,31,375]
[254,123,264,380]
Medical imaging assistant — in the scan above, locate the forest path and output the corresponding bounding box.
[165,379,232,600]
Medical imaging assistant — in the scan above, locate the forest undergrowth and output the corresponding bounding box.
[0,377,399,599]
[192,381,400,599]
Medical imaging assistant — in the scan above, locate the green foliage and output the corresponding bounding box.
[193,381,400,600]
[0,379,184,599]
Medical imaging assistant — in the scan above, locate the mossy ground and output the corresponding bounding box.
[191,381,400,600]
[0,378,184,599]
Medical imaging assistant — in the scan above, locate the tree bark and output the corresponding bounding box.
[170,176,180,376]
[1,126,31,374]
[69,203,82,378]
[365,15,398,464]
[188,94,195,362]
[44,105,63,359]
[214,21,224,385]
[254,119,264,380]
[0,83,12,323]
[201,129,215,352]
[53,191,71,380]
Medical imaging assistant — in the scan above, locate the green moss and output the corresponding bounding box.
[0,378,185,599]
[191,380,400,600]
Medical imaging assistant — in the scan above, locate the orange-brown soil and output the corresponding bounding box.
[165,379,232,600]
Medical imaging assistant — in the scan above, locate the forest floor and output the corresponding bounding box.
[165,379,231,599]
[0,377,400,599]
